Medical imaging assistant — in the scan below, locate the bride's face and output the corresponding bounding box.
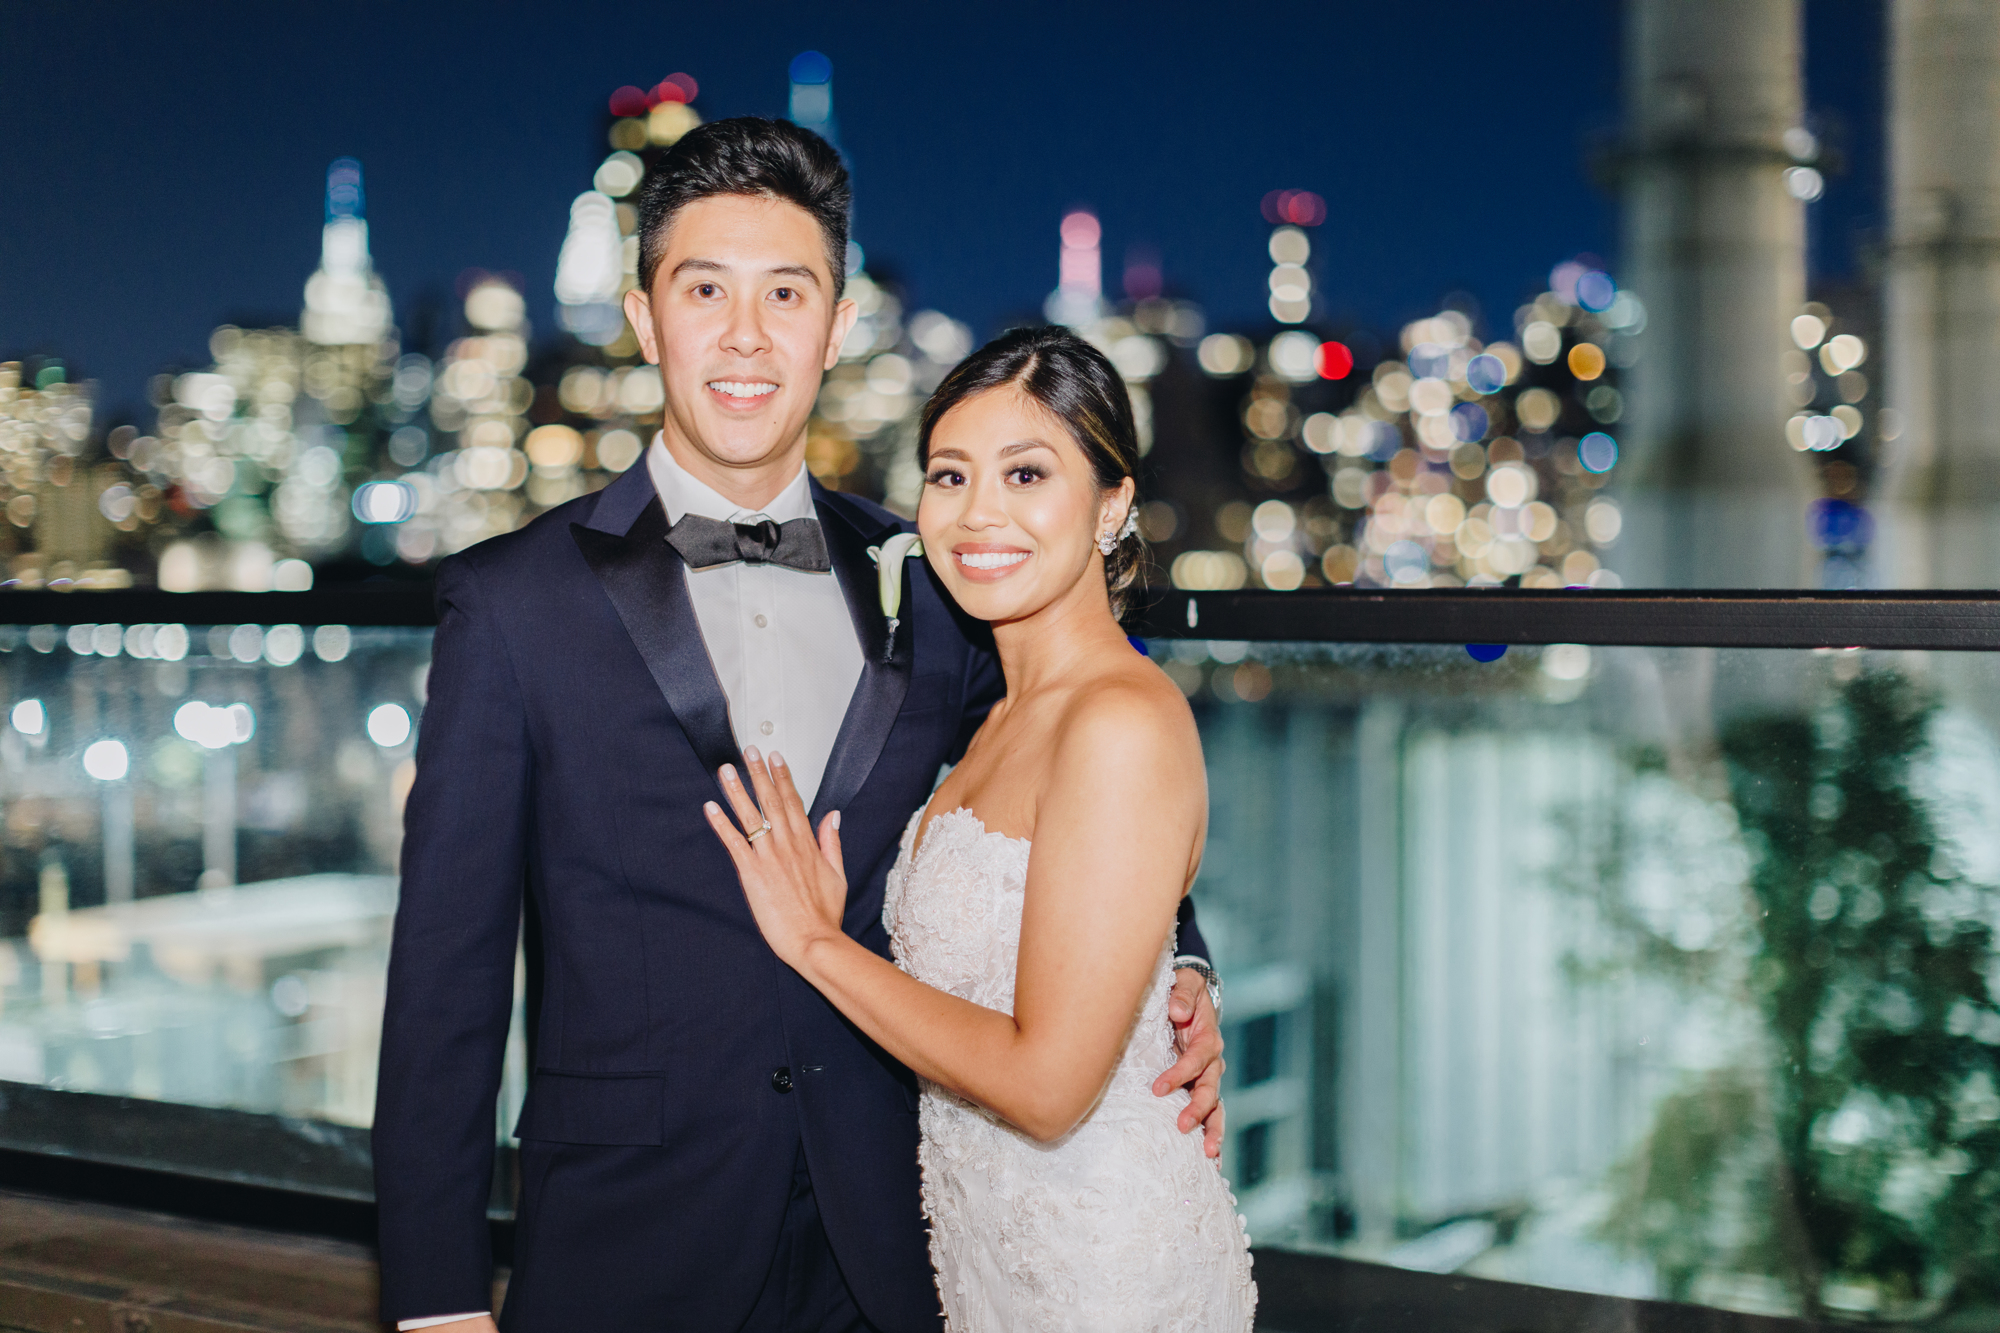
[918,386,1133,625]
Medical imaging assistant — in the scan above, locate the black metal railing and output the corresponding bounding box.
[1133,586,2000,649]
[4,582,1998,648]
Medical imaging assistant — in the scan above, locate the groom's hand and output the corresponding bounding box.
[1156,974,1225,1159]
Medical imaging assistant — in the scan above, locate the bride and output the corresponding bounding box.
[703,324,1257,1331]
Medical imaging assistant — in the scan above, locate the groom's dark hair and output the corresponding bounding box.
[635,117,851,300]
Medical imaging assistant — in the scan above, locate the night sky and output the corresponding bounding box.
[3,2,1882,424]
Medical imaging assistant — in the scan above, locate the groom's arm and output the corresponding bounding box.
[373,555,531,1326]
[1175,895,1210,964]
[1161,895,1227,1158]
[1155,677,1220,1155]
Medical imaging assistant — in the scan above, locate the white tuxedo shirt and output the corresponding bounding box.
[643,438,865,809]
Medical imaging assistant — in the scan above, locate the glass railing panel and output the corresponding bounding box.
[1154,638,2000,1323]
[3,607,1996,1321]
[0,623,526,1157]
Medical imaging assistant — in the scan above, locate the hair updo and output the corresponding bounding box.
[916,325,1146,619]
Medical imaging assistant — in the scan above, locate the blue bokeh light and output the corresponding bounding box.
[1579,431,1618,474]
[1810,498,1874,550]
[1575,270,1616,312]
[1465,353,1506,395]
[1367,421,1401,461]
[790,51,833,84]
[1451,403,1490,443]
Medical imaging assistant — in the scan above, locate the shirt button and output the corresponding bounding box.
[771,1067,793,1094]
[760,721,774,736]
[754,614,769,628]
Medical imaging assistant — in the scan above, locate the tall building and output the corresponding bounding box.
[140,158,421,587]
[1877,1,2000,587]
[1615,0,1817,587]
[1045,209,1105,329]
[300,159,392,347]
[553,72,703,354]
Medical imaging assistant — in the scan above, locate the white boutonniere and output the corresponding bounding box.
[867,532,925,658]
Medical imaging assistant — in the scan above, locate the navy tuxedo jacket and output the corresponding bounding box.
[373,463,1208,1331]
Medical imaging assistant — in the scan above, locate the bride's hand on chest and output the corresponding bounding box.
[704,747,851,966]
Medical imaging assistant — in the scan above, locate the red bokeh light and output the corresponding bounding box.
[654,72,699,104]
[609,86,649,117]
[1261,189,1326,227]
[1123,261,1163,301]
[1316,341,1354,380]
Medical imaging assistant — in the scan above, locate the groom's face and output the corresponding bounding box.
[624,195,857,481]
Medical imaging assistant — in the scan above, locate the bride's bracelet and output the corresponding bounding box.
[1172,957,1222,1018]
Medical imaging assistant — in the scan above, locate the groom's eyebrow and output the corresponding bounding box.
[668,258,823,288]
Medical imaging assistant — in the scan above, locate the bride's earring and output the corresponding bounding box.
[1099,504,1135,556]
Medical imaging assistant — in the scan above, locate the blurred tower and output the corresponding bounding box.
[1045,210,1104,328]
[1616,0,1816,586]
[301,159,392,347]
[788,51,838,148]
[786,52,853,268]
[558,76,702,349]
[1876,1,2000,587]
[1262,190,1325,326]
[554,191,626,346]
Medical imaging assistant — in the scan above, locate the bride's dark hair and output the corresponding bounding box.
[916,325,1145,618]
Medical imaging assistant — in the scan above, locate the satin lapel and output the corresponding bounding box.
[810,489,914,823]
[571,498,744,788]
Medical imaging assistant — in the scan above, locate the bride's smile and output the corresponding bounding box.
[949,544,1031,578]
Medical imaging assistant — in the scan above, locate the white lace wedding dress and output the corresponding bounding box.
[882,807,1258,1333]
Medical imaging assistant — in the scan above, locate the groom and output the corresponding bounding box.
[373,117,1227,1332]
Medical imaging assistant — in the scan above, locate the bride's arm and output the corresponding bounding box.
[706,687,1205,1144]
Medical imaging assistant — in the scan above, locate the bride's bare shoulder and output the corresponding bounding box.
[1050,652,1204,786]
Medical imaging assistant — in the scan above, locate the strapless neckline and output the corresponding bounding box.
[908,805,1030,863]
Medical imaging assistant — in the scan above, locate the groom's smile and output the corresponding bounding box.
[707,379,780,405]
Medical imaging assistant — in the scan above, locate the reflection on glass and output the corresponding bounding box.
[0,625,510,1131]
[1155,639,2000,1323]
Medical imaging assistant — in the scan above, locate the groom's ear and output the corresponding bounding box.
[624,288,660,365]
[823,296,860,372]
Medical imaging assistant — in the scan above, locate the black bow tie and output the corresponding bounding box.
[664,512,831,572]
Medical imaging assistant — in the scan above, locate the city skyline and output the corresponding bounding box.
[2,2,1878,422]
